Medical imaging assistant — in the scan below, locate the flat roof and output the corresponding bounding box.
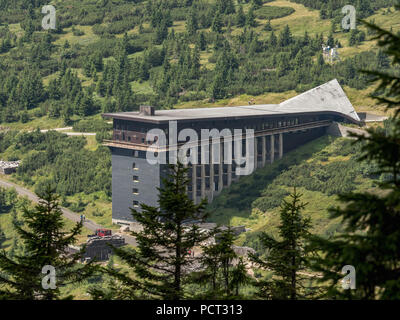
[103,79,360,123]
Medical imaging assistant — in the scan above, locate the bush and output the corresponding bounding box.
[72,119,112,133]
[252,186,290,212]
[255,6,295,20]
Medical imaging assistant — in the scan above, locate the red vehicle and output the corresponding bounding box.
[88,229,112,238]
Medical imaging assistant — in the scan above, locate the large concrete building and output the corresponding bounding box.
[103,79,360,225]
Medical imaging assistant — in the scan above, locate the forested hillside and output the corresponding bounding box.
[0,0,398,127]
[0,127,113,227]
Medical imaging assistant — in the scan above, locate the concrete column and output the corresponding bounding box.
[227,163,232,187]
[262,135,266,167]
[209,143,214,200]
[279,133,283,159]
[192,164,197,204]
[201,164,206,199]
[270,134,275,163]
[218,143,223,192]
[184,163,188,194]
[254,136,258,169]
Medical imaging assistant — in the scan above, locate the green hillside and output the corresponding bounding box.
[208,135,379,252]
[0,0,398,132]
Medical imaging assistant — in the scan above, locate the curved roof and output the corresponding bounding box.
[279,79,360,122]
[103,79,360,123]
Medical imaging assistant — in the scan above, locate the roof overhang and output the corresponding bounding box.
[102,79,360,124]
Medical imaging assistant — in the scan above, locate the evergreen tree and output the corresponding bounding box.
[218,228,241,296]
[250,188,314,300]
[217,0,235,14]
[93,163,211,300]
[0,186,95,300]
[327,33,335,48]
[236,5,246,27]
[245,6,257,28]
[309,21,400,300]
[197,32,207,51]
[316,53,325,67]
[186,9,198,37]
[264,20,272,31]
[211,12,223,33]
[230,257,251,297]
[269,31,277,47]
[251,0,263,8]
[191,227,250,298]
[349,29,358,46]
[279,25,292,47]
[155,19,169,44]
[0,227,5,249]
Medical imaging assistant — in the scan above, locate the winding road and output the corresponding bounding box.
[39,127,96,136]
[0,178,137,246]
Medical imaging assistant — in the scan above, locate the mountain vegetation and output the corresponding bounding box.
[0,0,397,127]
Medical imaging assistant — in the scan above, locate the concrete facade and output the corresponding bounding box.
[103,80,360,225]
[111,147,161,225]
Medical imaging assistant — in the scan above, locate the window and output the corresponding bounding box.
[133,201,139,207]
[132,162,138,170]
[133,188,139,194]
[133,175,139,182]
[133,150,139,157]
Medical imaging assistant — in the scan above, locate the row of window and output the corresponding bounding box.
[115,117,305,133]
[114,118,309,145]
[132,160,140,207]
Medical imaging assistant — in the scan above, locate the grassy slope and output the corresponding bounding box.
[207,135,376,247]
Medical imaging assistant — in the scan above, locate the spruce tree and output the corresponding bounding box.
[327,33,335,48]
[191,227,251,299]
[186,8,198,37]
[250,188,314,300]
[279,25,292,47]
[0,186,95,300]
[211,12,223,33]
[230,257,251,297]
[0,227,5,249]
[245,6,256,28]
[309,22,400,300]
[197,32,207,51]
[269,31,277,47]
[264,20,272,31]
[94,163,211,300]
[236,6,246,27]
